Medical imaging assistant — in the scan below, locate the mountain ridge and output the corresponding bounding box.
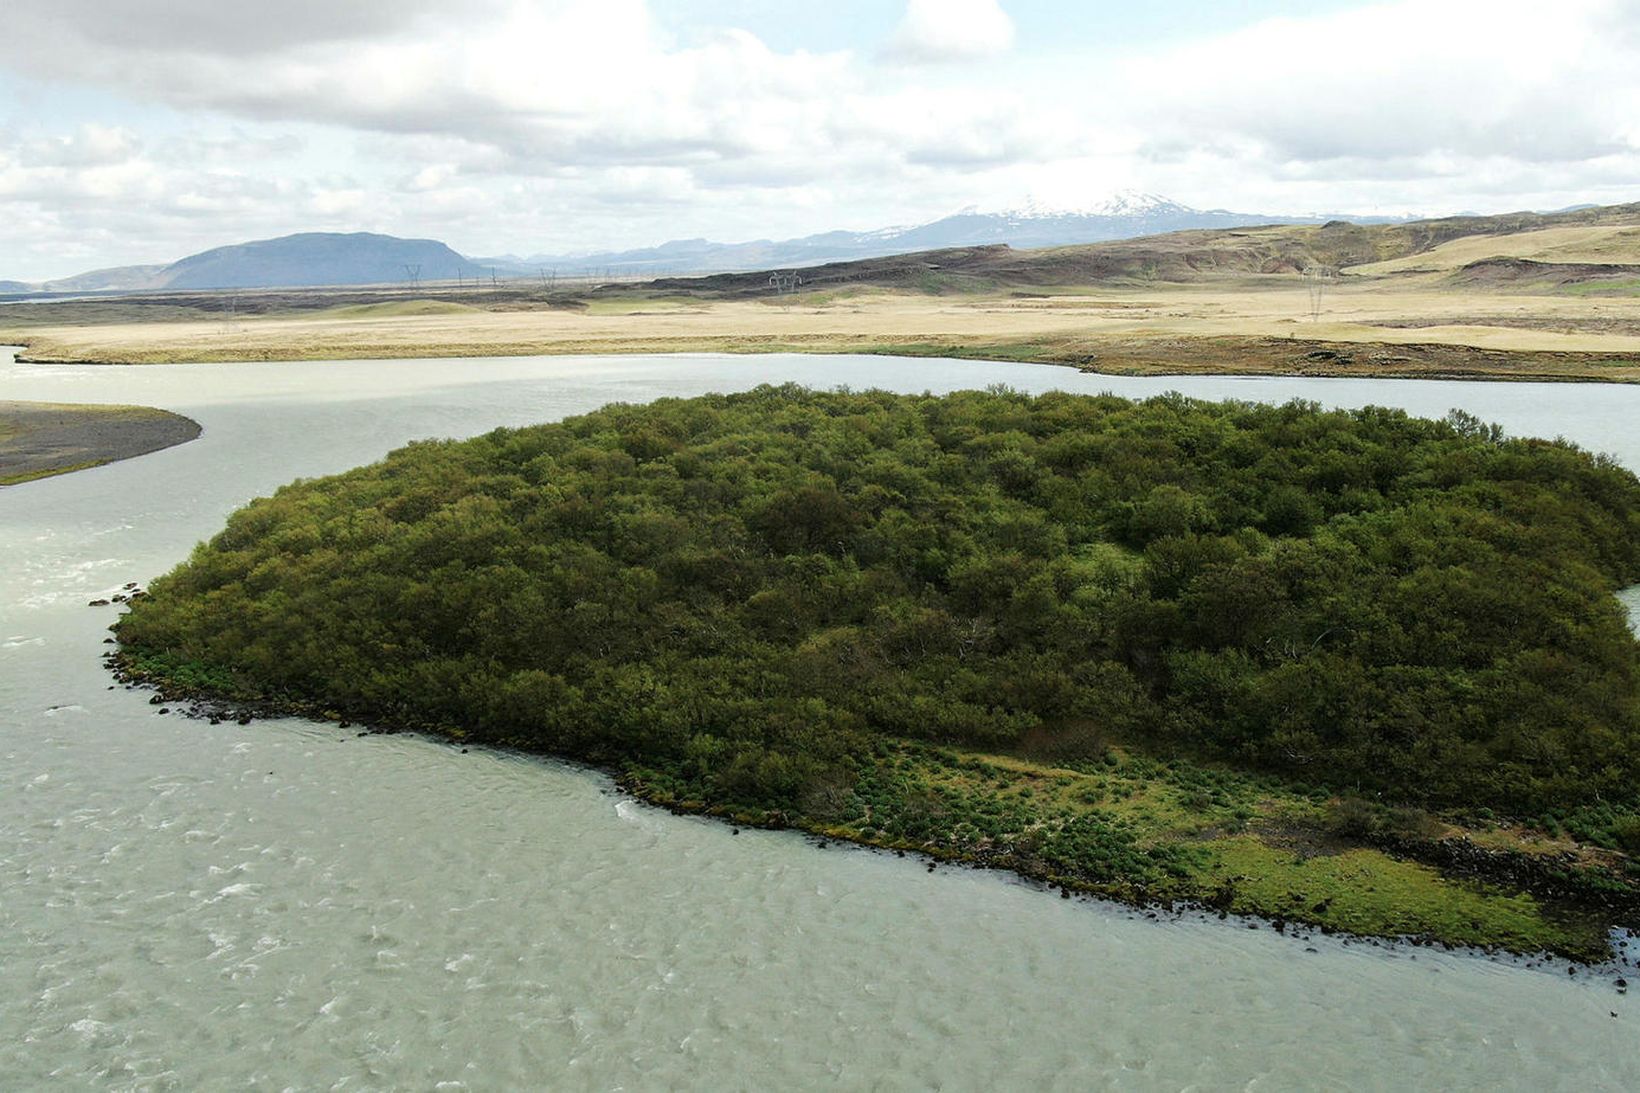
[512,192,1391,275]
[8,232,486,295]
[5,194,1611,294]
[159,232,484,291]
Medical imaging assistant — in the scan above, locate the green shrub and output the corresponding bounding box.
[117,386,1640,820]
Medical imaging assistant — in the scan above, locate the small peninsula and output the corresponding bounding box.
[114,387,1640,957]
[0,400,201,486]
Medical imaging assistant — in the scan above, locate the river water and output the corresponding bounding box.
[3,348,1639,1090]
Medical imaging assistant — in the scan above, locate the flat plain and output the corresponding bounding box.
[5,205,1640,381]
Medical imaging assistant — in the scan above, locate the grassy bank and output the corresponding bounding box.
[861,335,1640,383]
[99,643,1636,960]
[8,320,1639,384]
[631,739,1627,959]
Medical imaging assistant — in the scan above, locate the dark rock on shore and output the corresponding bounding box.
[1374,832,1640,924]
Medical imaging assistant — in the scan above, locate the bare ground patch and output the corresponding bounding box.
[0,401,202,486]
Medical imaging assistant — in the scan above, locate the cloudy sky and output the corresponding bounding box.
[3,0,1638,280]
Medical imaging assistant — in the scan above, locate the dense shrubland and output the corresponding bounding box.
[118,386,1640,825]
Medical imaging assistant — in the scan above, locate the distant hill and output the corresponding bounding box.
[158,232,484,290]
[520,192,1413,275]
[13,233,487,294]
[43,265,168,293]
[9,194,1629,294]
[640,201,1640,298]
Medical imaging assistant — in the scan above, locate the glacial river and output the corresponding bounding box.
[3,348,1639,1089]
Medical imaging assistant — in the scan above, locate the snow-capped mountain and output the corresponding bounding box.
[1094,190,1190,217]
[1002,190,1193,220]
[3,194,1414,294]
[517,192,1367,276]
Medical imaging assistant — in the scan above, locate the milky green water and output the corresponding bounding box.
[3,349,1638,1090]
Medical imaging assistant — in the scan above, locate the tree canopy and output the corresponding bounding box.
[118,385,1640,818]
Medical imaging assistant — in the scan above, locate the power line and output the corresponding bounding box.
[1304,265,1333,321]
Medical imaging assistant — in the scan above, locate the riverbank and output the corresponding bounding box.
[102,644,1637,961]
[628,745,1638,963]
[100,385,1640,961]
[3,274,1639,382]
[11,327,1638,384]
[12,348,1640,1088]
[0,400,201,486]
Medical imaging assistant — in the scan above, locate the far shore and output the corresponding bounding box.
[6,204,1639,384]
[9,328,1640,385]
[4,276,1638,384]
[0,400,202,486]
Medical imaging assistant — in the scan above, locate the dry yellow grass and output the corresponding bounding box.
[1350,225,1640,274]
[8,207,1640,384]
[7,276,1640,376]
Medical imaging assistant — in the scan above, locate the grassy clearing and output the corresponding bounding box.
[770,286,877,307]
[1557,279,1640,297]
[864,340,1073,364]
[628,740,1617,959]
[0,458,105,486]
[315,300,482,319]
[1202,838,1565,952]
[579,296,710,316]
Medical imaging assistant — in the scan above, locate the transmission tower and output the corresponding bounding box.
[219,290,242,336]
[403,263,422,289]
[1304,265,1333,321]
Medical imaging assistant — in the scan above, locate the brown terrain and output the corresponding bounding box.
[3,201,1639,382]
[0,401,202,486]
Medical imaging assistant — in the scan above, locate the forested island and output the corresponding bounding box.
[115,386,1640,958]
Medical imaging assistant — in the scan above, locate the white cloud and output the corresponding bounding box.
[409,164,456,192]
[2,1,850,167]
[889,0,1016,63]
[27,124,141,168]
[0,0,1056,247]
[6,0,479,58]
[1,0,1639,280]
[1128,0,1639,169]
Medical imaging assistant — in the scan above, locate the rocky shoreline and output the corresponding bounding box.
[0,400,201,485]
[1373,832,1640,928]
[98,621,1640,970]
[624,772,1640,972]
